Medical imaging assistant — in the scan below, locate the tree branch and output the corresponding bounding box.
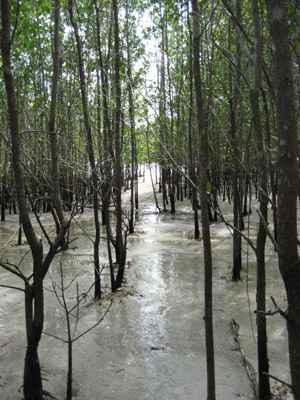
[256,208,277,251]
[0,283,24,292]
[263,372,293,390]
[73,300,113,342]
[0,261,28,283]
[254,296,288,319]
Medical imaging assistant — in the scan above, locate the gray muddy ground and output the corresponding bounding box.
[0,177,292,399]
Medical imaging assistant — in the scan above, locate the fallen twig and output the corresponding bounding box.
[231,319,258,398]
[263,372,293,390]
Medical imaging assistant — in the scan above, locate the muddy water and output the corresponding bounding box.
[0,185,291,399]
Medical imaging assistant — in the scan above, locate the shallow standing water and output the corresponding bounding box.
[0,181,291,399]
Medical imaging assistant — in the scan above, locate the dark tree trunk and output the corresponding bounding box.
[1,3,44,398]
[23,345,43,399]
[242,174,251,216]
[48,0,67,250]
[250,1,271,397]
[229,0,243,282]
[187,8,200,239]
[191,1,216,398]
[23,283,44,400]
[1,168,6,222]
[158,10,168,213]
[165,18,176,215]
[266,2,300,399]
[69,0,101,299]
[1,2,69,395]
[113,0,127,288]
[230,100,242,281]
[261,88,277,243]
[125,0,137,234]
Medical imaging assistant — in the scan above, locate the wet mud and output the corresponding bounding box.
[0,180,292,399]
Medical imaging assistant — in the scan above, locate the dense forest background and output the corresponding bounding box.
[0,0,300,399]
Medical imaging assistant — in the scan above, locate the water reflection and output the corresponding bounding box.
[0,195,290,400]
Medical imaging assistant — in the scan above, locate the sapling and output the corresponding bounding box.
[45,263,113,400]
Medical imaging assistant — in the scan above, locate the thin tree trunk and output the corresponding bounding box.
[250,1,271,397]
[94,0,113,231]
[125,0,137,234]
[69,0,101,299]
[158,9,168,212]
[261,88,277,242]
[48,0,67,249]
[187,7,200,239]
[165,15,176,214]
[113,0,127,288]
[230,0,243,281]
[230,99,242,281]
[191,1,216,398]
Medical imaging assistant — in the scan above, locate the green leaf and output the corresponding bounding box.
[207,182,211,194]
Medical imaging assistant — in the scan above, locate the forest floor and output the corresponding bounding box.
[0,173,293,399]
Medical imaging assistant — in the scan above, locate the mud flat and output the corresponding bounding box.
[0,178,292,399]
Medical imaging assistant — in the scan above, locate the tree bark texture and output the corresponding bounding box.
[113,0,127,288]
[125,0,137,234]
[48,0,68,250]
[68,0,101,299]
[1,2,69,396]
[230,0,243,282]
[1,2,45,398]
[266,1,300,399]
[187,9,200,239]
[191,1,216,399]
[250,1,271,397]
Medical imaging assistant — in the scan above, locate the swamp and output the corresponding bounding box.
[0,0,300,399]
[0,176,293,399]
